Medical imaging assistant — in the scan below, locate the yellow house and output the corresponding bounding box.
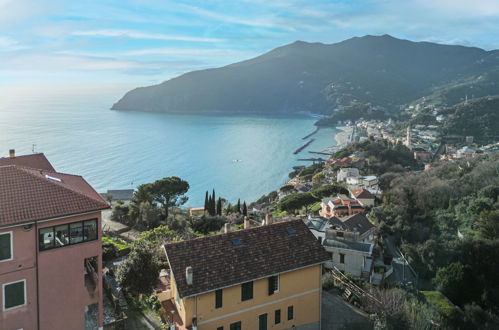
[162,219,330,330]
[189,207,205,217]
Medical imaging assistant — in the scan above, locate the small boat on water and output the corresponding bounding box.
[232,159,242,163]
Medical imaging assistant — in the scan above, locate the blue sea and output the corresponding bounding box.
[0,85,338,206]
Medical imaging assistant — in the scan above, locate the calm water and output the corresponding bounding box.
[0,86,337,206]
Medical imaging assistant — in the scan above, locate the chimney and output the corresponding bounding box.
[9,149,15,159]
[265,214,273,225]
[224,223,230,233]
[185,266,193,285]
[243,217,250,229]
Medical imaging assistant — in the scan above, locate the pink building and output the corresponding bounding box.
[319,194,365,218]
[0,152,109,330]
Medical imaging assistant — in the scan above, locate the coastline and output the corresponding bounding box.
[334,126,354,148]
[313,126,353,155]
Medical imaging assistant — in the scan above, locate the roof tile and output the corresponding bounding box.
[0,165,109,227]
[164,220,329,298]
[0,153,55,171]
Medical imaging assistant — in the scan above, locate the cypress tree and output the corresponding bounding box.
[217,198,222,216]
[242,201,247,216]
[204,191,209,213]
[211,189,216,216]
[237,198,241,214]
[208,195,214,216]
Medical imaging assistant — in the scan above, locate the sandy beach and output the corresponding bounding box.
[318,126,354,154]
[335,126,354,147]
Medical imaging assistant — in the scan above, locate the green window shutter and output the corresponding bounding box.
[215,289,223,308]
[0,233,11,260]
[4,281,25,309]
[268,277,274,295]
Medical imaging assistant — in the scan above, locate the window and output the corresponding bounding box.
[83,220,97,241]
[340,253,345,264]
[3,280,26,311]
[217,327,223,330]
[0,231,12,261]
[39,219,98,251]
[336,231,344,237]
[275,309,281,324]
[55,224,70,247]
[230,321,241,330]
[39,227,54,250]
[329,252,333,260]
[288,306,294,320]
[70,222,83,244]
[215,289,223,309]
[318,236,322,244]
[241,281,253,301]
[268,275,279,295]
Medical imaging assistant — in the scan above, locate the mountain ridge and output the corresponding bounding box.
[112,34,499,114]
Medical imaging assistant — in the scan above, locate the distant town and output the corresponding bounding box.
[2,99,498,330]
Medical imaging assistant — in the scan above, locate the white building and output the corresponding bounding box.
[337,168,360,183]
[305,215,377,280]
[322,238,374,278]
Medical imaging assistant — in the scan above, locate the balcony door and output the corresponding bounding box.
[259,313,267,330]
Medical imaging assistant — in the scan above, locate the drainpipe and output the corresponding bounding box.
[319,264,322,330]
[35,221,40,330]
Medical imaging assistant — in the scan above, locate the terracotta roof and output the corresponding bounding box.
[164,220,330,298]
[0,153,55,171]
[351,188,375,199]
[330,213,376,236]
[0,165,109,227]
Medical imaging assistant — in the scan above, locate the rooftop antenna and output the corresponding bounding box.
[32,144,36,153]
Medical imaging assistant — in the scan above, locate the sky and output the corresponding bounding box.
[1,0,499,89]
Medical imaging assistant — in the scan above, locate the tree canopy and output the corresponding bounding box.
[278,192,318,214]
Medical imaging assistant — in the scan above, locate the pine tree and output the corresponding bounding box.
[237,198,241,214]
[242,201,247,216]
[217,198,222,216]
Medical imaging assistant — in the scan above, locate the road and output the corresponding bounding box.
[321,289,373,330]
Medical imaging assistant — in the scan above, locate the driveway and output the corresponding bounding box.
[322,289,373,330]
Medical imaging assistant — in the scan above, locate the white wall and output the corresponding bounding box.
[323,246,370,277]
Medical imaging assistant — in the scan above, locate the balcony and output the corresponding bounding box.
[160,299,188,330]
[84,257,99,295]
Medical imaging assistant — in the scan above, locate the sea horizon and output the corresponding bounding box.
[0,85,338,206]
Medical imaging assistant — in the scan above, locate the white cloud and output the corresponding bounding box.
[179,4,296,31]
[0,36,26,51]
[415,0,499,16]
[72,29,226,43]
[123,47,254,58]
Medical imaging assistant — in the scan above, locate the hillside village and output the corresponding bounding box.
[2,98,499,330]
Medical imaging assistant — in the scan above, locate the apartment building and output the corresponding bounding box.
[320,195,365,218]
[0,152,109,330]
[162,219,329,330]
